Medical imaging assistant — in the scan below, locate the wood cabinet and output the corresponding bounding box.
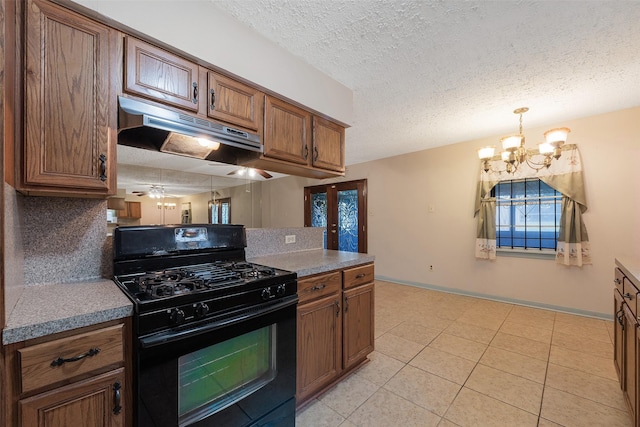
[253,95,345,178]
[207,71,264,131]
[117,201,141,219]
[296,263,374,407]
[312,116,345,173]
[343,282,374,370]
[613,265,639,427]
[2,320,130,427]
[20,368,125,427]
[263,96,312,165]
[296,291,342,403]
[124,36,200,112]
[20,0,117,196]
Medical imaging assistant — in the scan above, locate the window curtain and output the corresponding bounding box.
[473,144,591,266]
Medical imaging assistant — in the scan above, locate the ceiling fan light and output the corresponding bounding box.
[477,146,495,160]
[500,135,523,151]
[543,127,570,147]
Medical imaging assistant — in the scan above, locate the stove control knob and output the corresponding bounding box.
[261,287,273,300]
[276,284,286,296]
[169,308,185,325]
[194,302,209,318]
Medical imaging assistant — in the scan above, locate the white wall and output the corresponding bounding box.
[262,107,640,317]
[69,0,353,125]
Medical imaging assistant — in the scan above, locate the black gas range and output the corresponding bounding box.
[113,224,298,427]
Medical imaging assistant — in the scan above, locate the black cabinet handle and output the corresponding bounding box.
[210,89,216,110]
[355,273,366,279]
[192,82,198,104]
[113,381,122,415]
[614,278,621,284]
[310,283,326,292]
[617,309,625,330]
[335,300,340,317]
[303,145,309,160]
[624,292,634,300]
[344,296,349,313]
[51,347,100,367]
[313,146,319,161]
[99,154,107,182]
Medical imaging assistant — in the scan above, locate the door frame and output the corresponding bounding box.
[303,179,367,253]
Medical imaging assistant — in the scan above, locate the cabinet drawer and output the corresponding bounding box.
[298,271,342,304]
[343,264,374,290]
[19,324,124,393]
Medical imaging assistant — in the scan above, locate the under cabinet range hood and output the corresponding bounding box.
[117,96,262,165]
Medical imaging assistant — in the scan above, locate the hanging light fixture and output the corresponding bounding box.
[477,107,571,173]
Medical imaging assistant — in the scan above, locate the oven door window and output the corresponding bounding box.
[178,324,276,426]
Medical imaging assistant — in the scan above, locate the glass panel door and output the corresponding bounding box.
[304,180,367,253]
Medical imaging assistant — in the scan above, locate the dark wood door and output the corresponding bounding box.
[24,0,116,194]
[20,368,125,427]
[304,180,367,253]
[296,293,342,403]
[264,96,311,165]
[124,36,200,112]
[343,282,375,370]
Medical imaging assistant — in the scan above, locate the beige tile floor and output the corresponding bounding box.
[295,281,631,427]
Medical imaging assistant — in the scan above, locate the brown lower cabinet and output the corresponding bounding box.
[613,265,639,426]
[2,319,131,427]
[296,263,374,406]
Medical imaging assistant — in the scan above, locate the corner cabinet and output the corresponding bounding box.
[3,319,131,427]
[296,263,374,407]
[613,264,639,427]
[20,0,117,196]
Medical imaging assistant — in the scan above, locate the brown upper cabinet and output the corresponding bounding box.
[207,71,263,131]
[20,0,117,196]
[263,96,312,165]
[124,37,200,112]
[312,116,345,173]
[124,36,264,132]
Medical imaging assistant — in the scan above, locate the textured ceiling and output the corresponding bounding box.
[209,0,640,166]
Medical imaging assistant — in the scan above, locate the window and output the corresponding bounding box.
[492,179,562,250]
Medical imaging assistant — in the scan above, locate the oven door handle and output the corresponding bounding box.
[139,296,298,348]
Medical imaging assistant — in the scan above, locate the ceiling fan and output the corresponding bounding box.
[227,167,272,179]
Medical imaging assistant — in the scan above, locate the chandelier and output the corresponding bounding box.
[477,107,571,174]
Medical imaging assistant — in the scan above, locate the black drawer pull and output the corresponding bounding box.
[614,278,621,284]
[192,82,198,104]
[210,88,216,110]
[624,292,634,300]
[51,347,100,367]
[355,273,366,279]
[99,154,107,182]
[113,381,122,415]
[310,283,326,292]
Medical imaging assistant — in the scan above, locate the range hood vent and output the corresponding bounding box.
[117,96,262,165]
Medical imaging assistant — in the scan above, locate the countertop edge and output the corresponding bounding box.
[616,257,640,286]
[248,249,375,278]
[2,279,133,345]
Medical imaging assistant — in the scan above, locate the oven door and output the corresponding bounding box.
[135,297,297,427]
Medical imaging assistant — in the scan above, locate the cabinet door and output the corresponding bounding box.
[24,0,116,194]
[614,289,625,384]
[125,37,200,112]
[296,294,342,403]
[624,304,637,421]
[20,368,125,427]
[264,96,312,165]
[312,116,345,172]
[343,282,375,370]
[207,72,263,131]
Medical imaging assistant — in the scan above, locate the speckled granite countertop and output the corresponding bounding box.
[248,249,375,278]
[3,280,133,345]
[616,258,640,285]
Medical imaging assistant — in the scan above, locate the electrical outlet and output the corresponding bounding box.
[285,235,296,244]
